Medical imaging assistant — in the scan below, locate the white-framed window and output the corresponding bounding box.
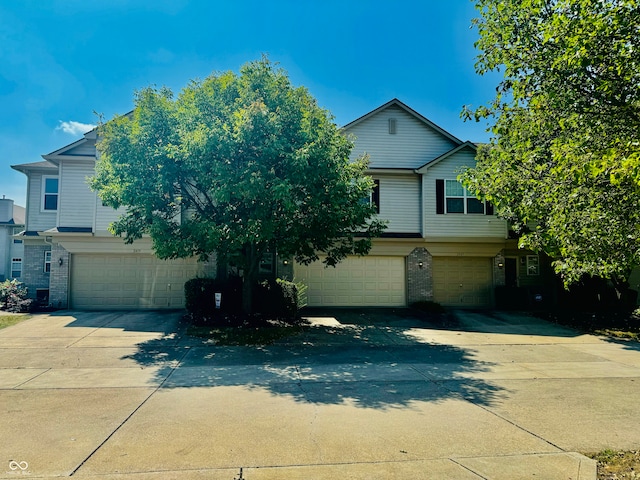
[41,176,59,211]
[526,255,540,276]
[44,251,52,273]
[445,180,485,214]
[13,239,22,244]
[11,258,21,278]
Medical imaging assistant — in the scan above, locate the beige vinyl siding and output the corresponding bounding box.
[95,204,127,233]
[423,150,507,238]
[26,172,57,232]
[377,175,421,233]
[58,160,96,228]
[63,141,96,157]
[346,105,458,169]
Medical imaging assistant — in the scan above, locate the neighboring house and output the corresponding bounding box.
[12,135,215,310]
[12,99,551,310]
[0,198,25,283]
[293,99,552,308]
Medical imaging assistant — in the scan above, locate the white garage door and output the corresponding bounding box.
[70,254,200,310]
[432,257,493,308]
[295,256,406,307]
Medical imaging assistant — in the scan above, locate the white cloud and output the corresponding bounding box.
[56,120,96,136]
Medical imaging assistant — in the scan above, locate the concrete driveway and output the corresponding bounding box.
[1,308,640,479]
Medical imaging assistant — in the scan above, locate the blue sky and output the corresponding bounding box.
[0,0,500,208]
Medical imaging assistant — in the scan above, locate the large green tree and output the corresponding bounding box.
[462,0,640,292]
[91,58,385,312]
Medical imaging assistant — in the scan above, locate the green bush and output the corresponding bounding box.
[0,279,35,313]
[254,279,301,319]
[185,277,307,322]
[410,300,445,314]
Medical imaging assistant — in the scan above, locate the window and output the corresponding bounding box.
[13,239,22,244]
[42,176,59,211]
[526,255,540,276]
[371,179,380,214]
[11,258,21,278]
[359,179,380,214]
[44,251,52,273]
[444,180,485,214]
[259,252,274,275]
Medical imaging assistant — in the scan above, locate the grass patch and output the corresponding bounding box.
[538,308,640,341]
[586,450,640,479]
[185,314,309,346]
[0,313,30,330]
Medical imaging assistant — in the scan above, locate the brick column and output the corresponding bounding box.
[49,243,70,309]
[406,247,433,305]
[22,244,51,300]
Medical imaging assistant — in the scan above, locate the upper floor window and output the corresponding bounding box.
[11,258,21,278]
[445,180,484,214]
[371,179,380,214]
[42,176,59,212]
[436,179,493,215]
[361,179,380,214]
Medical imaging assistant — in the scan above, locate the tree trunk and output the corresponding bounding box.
[241,276,254,314]
[241,244,261,314]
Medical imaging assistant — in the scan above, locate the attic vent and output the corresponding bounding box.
[388,118,397,134]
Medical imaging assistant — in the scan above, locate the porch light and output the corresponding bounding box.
[282,260,289,266]
[58,257,63,266]
[498,262,504,269]
[418,261,423,269]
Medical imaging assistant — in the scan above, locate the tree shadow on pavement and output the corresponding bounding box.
[122,308,509,410]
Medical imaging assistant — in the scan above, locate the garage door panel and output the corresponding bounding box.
[295,256,406,307]
[433,257,493,308]
[71,254,200,310]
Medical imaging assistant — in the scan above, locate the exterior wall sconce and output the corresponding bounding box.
[58,257,63,266]
[418,261,423,269]
[282,260,289,266]
[497,262,504,269]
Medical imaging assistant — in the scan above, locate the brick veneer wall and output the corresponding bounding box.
[407,247,433,305]
[49,243,70,309]
[22,244,51,300]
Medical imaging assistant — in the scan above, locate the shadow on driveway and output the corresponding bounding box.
[58,307,516,410]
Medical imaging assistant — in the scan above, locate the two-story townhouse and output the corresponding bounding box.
[0,197,25,282]
[12,99,551,310]
[293,99,553,308]
[12,131,215,310]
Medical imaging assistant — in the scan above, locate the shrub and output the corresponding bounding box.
[185,276,307,322]
[254,279,301,319]
[184,276,242,318]
[0,279,35,313]
[410,300,445,314]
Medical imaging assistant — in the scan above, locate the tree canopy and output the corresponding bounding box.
[91,58,385,311]
[461,0,640,289]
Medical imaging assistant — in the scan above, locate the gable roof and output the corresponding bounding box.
[342,98,463,145]
[415,141,477,173]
